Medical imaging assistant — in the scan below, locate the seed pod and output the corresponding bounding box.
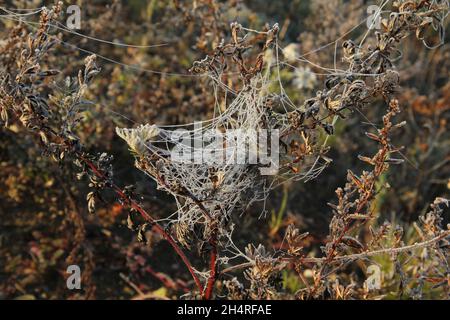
[358,155,375,165]
[39,131,49,145]
[384,158,404,164]
[347,214,369,220]
[393,121,407,129]
[347,170,364,190]
[327,202,339,211]
[38,70,59,77]
[127,212,136,231]
[87,191,96,214]
[1,107,8,126]
[323,123,334,135]
[341,236,364,251]
[365,132,381,142]
[137,224,148,244]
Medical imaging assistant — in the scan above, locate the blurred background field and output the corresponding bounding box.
[0,0,449,299]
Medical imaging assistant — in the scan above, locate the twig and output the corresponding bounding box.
[119,273,145,296]
[145,266,187,292]
[204,235,218,299]
[329,230,450,262]
[81,155,205,294]
[221,262,253,275]
[221,231,449,274]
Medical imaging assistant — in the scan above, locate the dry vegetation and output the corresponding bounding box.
[0,0,449,300]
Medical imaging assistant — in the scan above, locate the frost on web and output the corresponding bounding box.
[115,2,448,253]
[115,23,330,249]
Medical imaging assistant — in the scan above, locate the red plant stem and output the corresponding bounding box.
[203,236,218,300]
[80,156,204,293]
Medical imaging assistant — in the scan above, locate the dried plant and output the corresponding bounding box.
[0,0,448,300]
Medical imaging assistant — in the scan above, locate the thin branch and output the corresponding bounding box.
[221,231,450,274]
[81,155,205,293]
[203,236,218,299]
[329,230,450,262]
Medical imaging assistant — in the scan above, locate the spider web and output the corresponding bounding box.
[1,1,447,258]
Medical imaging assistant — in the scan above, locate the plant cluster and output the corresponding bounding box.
[0,0,448,300]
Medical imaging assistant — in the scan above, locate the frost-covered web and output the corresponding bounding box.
[113,23,337,242]
[116,57,278,235]
[116,1,449,251]
[0,6,334,231]
[2,1,447,255]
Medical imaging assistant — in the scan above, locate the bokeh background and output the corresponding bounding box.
[0,0,448,299]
